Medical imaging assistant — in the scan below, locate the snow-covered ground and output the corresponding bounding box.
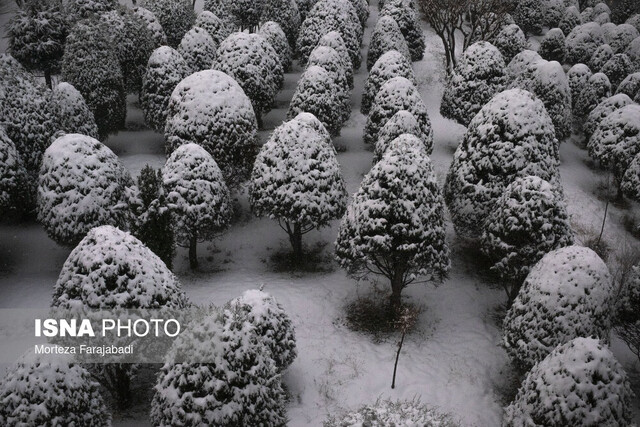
[1,2,640,426]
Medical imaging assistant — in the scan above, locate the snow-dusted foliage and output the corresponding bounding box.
[504,337,633,426]
[178,26,217,73]
[617,72,640,98]
[195,11,231,47]
[100,7,155,93]
[567,63,593,108]
[493,24,528,63]
[543,0,564,29]
[61,19,125,140]
[588,104,640,184]
[380,0,424,61]
[213,32,282,126]
[589,43,614,71]
[601,53,633,89]
[609,24,639,53]
[440,42,507,127]
[0,127,27,217]
[626,36,640,71]
[367,16,411,71]
[574,72,612,122]
[362,50,415,115]
[373,111,432,162]
[325,399,459,427]
[505,50,542,85]
[164,70,258,186]
[528,60,573,140]
[335,140,450,309]
[296,0,363,68]
[481,176,573,293]
[259,21,292,73]
[250,115,347,256]
[503,246,613,370]
[613,1,640,24]
[162,143,232,269]
[65,0,117,20]
[37,134,131,247]
[227,289,297,370]
[261,0,301,48]
[594,11,611,25]
[229,0,264,31]
[140,0,195,47]
[513,0,543,35]
[593,2,611,17]
[203,0,234,25]
[287,65,344,136]
[444,89,560,238]
[565,22,606,64]
[52,225,188,309]
[0,353,110,426]
[317,31,354,88]
[365,76,432,146]
[580,6,595,22]
[141,46,191,132]
[49,82,99,139]
[307,46,351,122]
[538,28,566,62]
[559,6,581,36]
[150,310,286,426]
[627,14,640,32]
[584,93,634,139]
[622,154,640,200]
[133,6,168,47]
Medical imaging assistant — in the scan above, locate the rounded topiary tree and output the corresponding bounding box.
[65,0,117,21]
[565,22,605,64]
[0,127,27,218]
[164,70,258,186]
[261,0,301,48]
[336,139,450,313]
[626,36,640,71]
[307,46,351,123]
[528,60,573,140]
[367,16,411,71]
[195,10,231,47]
[140,0,195,47]
[37,134,131,247]
[616,72,640,98]
[505,49,542,86]
[574,72,612,123]
[559,5,581,36]
[589,44,614,72]
[325,399,458,426]
[178,26,217,73]
[614,1,640,24]
[584,93,634,140]
[259,21,292,73]
[444,89,560,238]
[601,53,633,89]
[362,50,415,115]
[203,0,234,24]
[513,0,544,35]
[538,28,566,63]
[226,289,297,370]
[609,24,639,53]
[504,337,633,426]
[213,32,282,127]
[133,6,168,47]
[440,41,507,127]
[250,114,347,260]
[379,0,424,61]
[229,0,265,31]
[141,46,191,132]
[373,111,432,163]
[621,154,640,200]
[503,245,613,371]
[567,63,592,109]
[317,31,353,88]
[49,82,99,139]
[493,24,528,63]
[627,14,640,32]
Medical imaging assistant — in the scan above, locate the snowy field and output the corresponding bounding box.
[2,1,640,426]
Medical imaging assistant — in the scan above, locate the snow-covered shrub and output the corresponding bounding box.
[531,61,573,140]
[565,22,606,64]
[133,6,168,47]
[287,65,344,136]
[365,76,432,145]
[141,0,195,47]
[481,176,573,297]
[559,6,581,36]
[259,21,292,73]
[227,289,297,370]
[0,352,111,426]
[593,2,611,17]
[162,143,232,269]
[617,72,640,98]
[626,36,640,71]
[512,0,544,35]
[504,337,633,426]
[141,46,191,132]
[150,310,286,426]
[538,28,566,62]
[61,19,126,140]
[505,49,542,85]
[261,0,301,48]
[601,53,633,89]
[213,32,282,126]
[584,93,634,139]
[0,127,27,217]
[503,246,613,370]
[622,154,640,200]
[178,26,217,73]
[543,0,565,29]
[580,7,594,24]
[65,0,117,20]
[362,50,415,115]
[567,63,592,108]
[594,11,611,24]
[493,24,528,63]
[367,16,411,70]
[229,0,264,31]
[346,0,368,28]
[440,41,507,127]
[52,224,188,309]
[574,72,612,122]
[379,0,424,61]
[307,46,351,122]
[627,14,640,33]
[37,134,131,247]
[589,43,614,71]
[49,82,99,139]
[203,0,234,25]
[613,1,640,24]
[317,31,354,88]
[588,104,640,187]
[296,0,363,68]
[609,24,639,53]
[250,114,347,258]
[602,22,617,44]
[195,11,231,47]
[373,110,432,162]
[325,399,459,427]
[444,89,560,237]
[164,70,258,186]
[336,140,450,311]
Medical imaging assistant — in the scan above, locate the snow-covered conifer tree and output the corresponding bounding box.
[527,60,573,140]
[367,16,411,71]
[195,10,231,47]
[617,72,640,98]
[627,14,640,32]
[317,31,354,88]
[601,53,633,89]
[626,36,640,71]
[49,82,99,139]
[164,70,258,186]
[543,0,564,29]
[250,115,347,259]
[133,6,168,47]
[65,0,117,21]
[178,26,217,73]
[612,0,640,24]
[575,72,613,125]
[567,63,593,109]
[512,0,543,35]
[335,139,450,312]
[505,49,542,87]
[261,0,301,48]
[622,154,640,200]
[308,46,351,122]
[590,44,614,72]
[379,0,424,61]
[440,42,507,127]
[538,28,566,63]
[0,127,27,218]
[362,50,415,115]
[565,22,606,64]
[37,134,132,247]
[493,24,528,63]
[162,143,232,269]
[213,32,282,127]
[373,110,432,162]
[229,0,264,31]
[141,0,195,47]
[259,21,292,73]
[203,0,234,26]
[444,89,560,237]
[584,93,634,140]
[609,24,639,53]
[559,6,581,36]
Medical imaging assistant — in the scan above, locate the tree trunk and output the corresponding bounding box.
[391,330,406,389]
[44,69,52,90]
[288,222,303,262]
[389,268,404,316]
[189,235,198,270]
[256,110,263,129]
